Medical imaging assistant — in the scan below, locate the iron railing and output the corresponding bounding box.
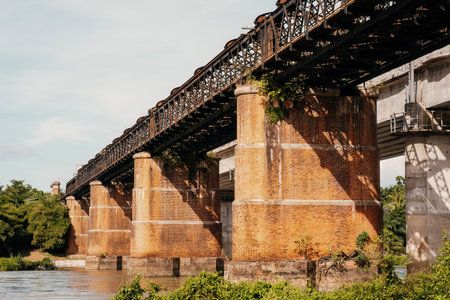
[390,103,450,133]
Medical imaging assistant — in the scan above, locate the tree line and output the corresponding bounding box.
[0,180,70,257]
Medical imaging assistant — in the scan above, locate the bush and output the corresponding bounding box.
[0,257,54,271]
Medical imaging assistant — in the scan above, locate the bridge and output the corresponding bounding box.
[64,0,450,287]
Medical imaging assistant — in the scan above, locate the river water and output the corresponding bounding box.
[0,267,408,299]
[0,270,185,300]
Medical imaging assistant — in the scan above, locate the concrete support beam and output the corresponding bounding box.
[227,83,382,286]
[129,152,222,276]
[86,180,132,269]
[406,135,450,272]
[66,196,89,255]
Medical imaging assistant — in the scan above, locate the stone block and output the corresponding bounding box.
[85,255,124,270]
[225,259,315,289]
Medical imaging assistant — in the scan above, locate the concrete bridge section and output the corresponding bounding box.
[370,45,450,272]
[64,0,450,287]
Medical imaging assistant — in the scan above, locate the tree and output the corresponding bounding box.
[0,180,44,207]
[25,196,70,252]
[0,195,29,256]
[381,176,406,254]
[0,180,70,255]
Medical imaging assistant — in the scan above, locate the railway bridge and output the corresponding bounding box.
[64,0,450,285]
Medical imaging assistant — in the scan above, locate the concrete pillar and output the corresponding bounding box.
[406,135,450,273]
[227,83,382,286]
[66,196,89,255]
[129,152,222,276]
[86,180,132,270]
[50,181,60,195]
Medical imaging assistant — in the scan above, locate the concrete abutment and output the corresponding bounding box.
[226,83,382,286]
[406,135,450,273]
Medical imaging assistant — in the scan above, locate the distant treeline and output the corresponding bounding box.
[0,180,70,257]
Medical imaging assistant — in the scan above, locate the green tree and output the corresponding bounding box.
[0,192,29,256]
[0,180,44,207]
[0,180,70,255]
[25,196,70,252]
[380,176,406,254]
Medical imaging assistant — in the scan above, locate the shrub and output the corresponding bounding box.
[0,257,54,271]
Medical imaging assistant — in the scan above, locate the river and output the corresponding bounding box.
[0,270,185,300]
[0,267,408,299]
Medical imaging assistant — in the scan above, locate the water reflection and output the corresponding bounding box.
[0,270,186,300]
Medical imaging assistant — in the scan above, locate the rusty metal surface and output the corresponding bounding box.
[66,0,450,197]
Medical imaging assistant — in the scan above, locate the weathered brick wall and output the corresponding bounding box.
[131,153,221,259]
[87,181,132,256]
[66,196,89,255]
[233,84,382,261]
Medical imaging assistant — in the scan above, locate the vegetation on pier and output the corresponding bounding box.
[0,180,70,256]
[250,73,308,124]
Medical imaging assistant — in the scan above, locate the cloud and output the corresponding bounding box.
[0,144,33,158]
[27,116,102,145]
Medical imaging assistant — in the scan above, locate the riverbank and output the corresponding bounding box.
[0,257,54,271]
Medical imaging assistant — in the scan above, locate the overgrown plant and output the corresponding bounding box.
[154,149,183,169]
[354,231,406,280]
[251,73,308,123]
[154,149,217,184]
[327,246,347,273]
[294,235,316,259]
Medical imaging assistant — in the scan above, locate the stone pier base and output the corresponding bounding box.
[128,257,224,277]
[315,260,376,292]
[85,255,128,270]
[225,259,376,290]
[225,260,315,289]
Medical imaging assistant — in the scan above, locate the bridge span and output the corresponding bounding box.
[64,0,450,287]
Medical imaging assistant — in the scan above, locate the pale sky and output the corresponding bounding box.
[0,0,403,192]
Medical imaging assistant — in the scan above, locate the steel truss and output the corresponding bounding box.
[66,0,450,197]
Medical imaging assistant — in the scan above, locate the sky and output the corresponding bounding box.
[0,0,404,192]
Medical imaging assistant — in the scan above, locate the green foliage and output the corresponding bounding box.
[155,150,217,184]
[169,272,227,299]
[381,176,406,253]
[0,180,70,256]
[25,197,70,252]
[356,231,371,249]
[114,237,450,299]
[113,275,149,300]
[0,256,54,271]
[252,73,307,124]
[294,235,316,259]
[0,180,44,207]
[155,149,183,169]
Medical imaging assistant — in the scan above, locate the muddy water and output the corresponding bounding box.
[0,270,186,299]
